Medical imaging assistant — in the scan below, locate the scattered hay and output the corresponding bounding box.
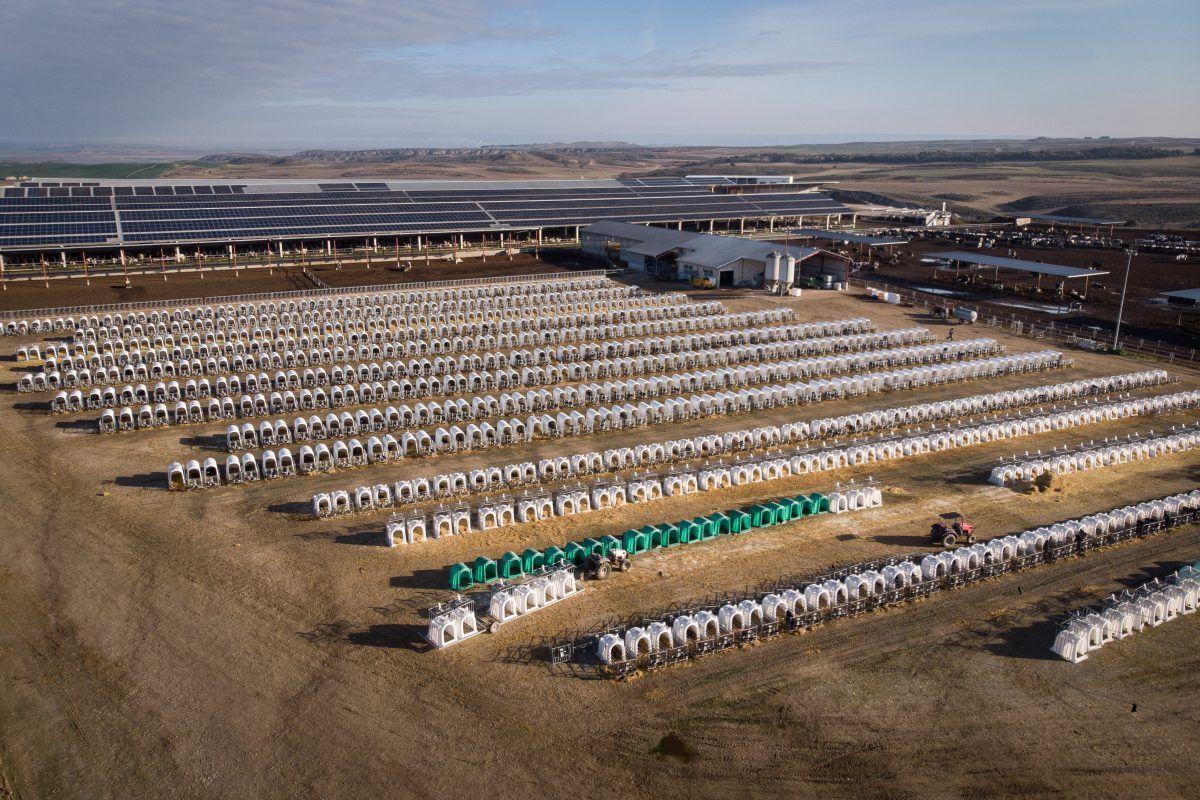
[1018,472,1065,495]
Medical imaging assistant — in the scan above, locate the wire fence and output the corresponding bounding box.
[548,507,1199,679]
[0,269,611,321]
[0,237,583,283]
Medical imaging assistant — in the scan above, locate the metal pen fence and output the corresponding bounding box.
[0,269,612,321]
[553,507,1198,679]
[852,278,1200,365]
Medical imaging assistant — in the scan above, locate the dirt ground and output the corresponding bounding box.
[0,253,584,313]
[865,240,1200,346]
[2,281,1199,799]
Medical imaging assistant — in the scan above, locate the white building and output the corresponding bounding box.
[581,221,852,288]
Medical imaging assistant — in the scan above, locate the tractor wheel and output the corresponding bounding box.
[619,560,631,572]
[595,562,610,580]
[942,533,957,547]
[966,534,976,544]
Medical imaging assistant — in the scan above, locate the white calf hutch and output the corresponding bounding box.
[1052,560,1200,663]
[424,566,583,649]
[556,490,1200,677]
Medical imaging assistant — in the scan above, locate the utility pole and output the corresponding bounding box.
[1112,248,1136,351]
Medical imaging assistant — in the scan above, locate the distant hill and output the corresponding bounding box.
[197,143,648,165]
[482,141,645,150]
[185,137,1200,171]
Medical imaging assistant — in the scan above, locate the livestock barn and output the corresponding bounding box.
[581,220,853,287]
[0,176,850,275]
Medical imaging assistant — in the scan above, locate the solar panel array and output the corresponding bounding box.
[0,179,848,251]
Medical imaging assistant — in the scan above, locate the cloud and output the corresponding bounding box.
[0,0,1194,146]
[0,0,551,140]
[324,52,844,103]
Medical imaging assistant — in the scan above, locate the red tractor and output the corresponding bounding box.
[931,513,976,547]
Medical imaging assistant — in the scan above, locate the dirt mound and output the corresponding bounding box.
[1055,202,1200,229]
[825,188,908,207]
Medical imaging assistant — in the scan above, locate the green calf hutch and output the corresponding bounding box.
[708,511,733,535]
[543,545,567,567]
[728,509,752,533]
[498,551,524,580]
[694,516,718,540]
[748,504,777,528]
[472,555,498,584]
[676,519,701,544]
[622,528,651,554]
[809,492,830,513]
[581,537,606,558]
[779,496,806,519]
[449,562,474,591]
[521,547,545,573]
[640,524,662,549]
[646,524,668,549]
[768,500,792,524]
[600,534,622,555]
[793,495,816,516]
[564,541,589,565]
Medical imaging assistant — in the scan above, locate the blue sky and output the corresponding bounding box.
[1,0,1196,149]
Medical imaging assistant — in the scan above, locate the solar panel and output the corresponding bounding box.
[0,181,850,250]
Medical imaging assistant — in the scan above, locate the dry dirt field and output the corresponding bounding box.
[0,254,568,314]
[1,277,1199,799]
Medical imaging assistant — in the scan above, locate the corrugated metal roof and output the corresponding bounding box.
[677,237,821,269]
[1161,288,1200,302]
[936,251,1109,279]
[583,221,692,257]
[584,220,833,268]
[792,228,905,246]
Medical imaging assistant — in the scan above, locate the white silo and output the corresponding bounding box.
[783,254,797,287]
[764,251,782,287]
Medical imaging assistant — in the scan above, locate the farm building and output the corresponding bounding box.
[581,220,853,287]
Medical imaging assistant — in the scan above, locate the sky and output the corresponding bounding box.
[1,0,1197,150]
